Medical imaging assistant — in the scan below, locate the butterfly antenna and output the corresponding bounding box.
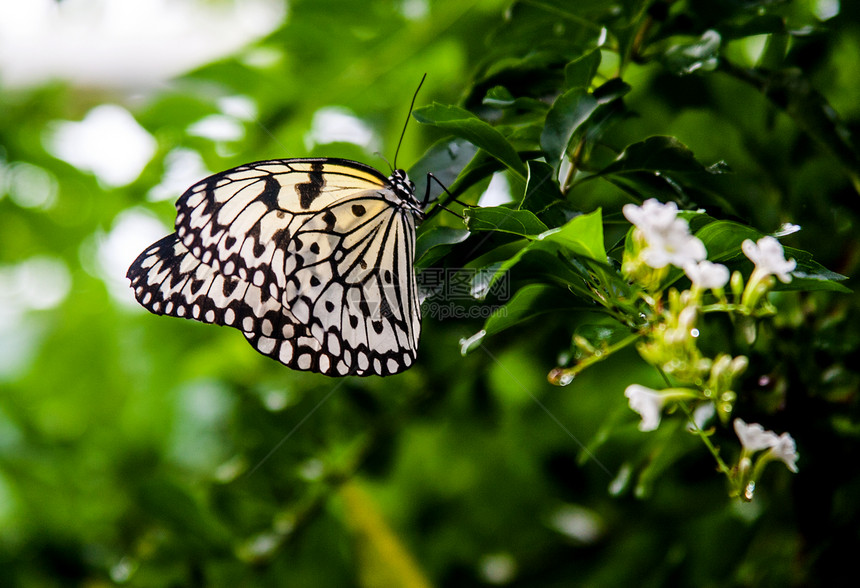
[393,73,427,170]
[375,152,394,173]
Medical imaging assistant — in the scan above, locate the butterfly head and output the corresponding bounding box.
[390,168,415,195]
[389,169,422,216]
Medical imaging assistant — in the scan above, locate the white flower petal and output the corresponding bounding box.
[742,236,796,283]
[688,402,716,431]
[769,432,799,473]
[624,200,708,270]
[643,231,706,269]
[741,238,758,261]
[685,260,730,289]
[625,384,665,432]
[623,199,679,235]
[734,419,780,452]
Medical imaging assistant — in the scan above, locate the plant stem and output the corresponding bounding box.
[680,403,732,477]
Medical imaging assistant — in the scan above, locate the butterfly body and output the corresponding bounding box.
[128,158,424,377]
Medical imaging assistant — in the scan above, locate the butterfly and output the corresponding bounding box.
[126,157,426,377]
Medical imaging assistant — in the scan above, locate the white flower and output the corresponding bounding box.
[768,432,799,473]
[624,384,666,432]
[687,402,716,432]
[734,420,799,476]
[733,419,779,452]
[623,199,706,269]
[642,226,707,270]
[623,199,679,235]
[742,236,796,283]
[685,260,730,290]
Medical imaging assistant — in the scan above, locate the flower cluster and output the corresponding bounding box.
[623,199,706,270]
[617,199,798,499]
[622,200,708,290]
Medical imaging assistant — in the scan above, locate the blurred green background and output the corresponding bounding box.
[2,0,860,586]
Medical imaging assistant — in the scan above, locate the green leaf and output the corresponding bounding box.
[593,136,732,206]
[786,252,851,293]
[479,2,606,83]
[415,227,471,268]
[464,207,548,236]
[413,103,527,176]
[540,78,631,176]
[520,160,573,227]
[723,66,860,192]
[662,30,722,76]
[541,87,599,168]
[537,208,607,262]
[757,32,789,70]
[470,209,607,298]
[439,150,505,203]
[483,284,581,336]
[718,14,786,41]
[693,220,759,262]
[483,86,549,112]
[593,77,631,105]
[600,136,724,176]
[564,49,601,89]
[694,221,850,292]
[408,137,478,204]
[471,246,581,300]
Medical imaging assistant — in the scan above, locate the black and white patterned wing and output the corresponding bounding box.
[243,194,421,376]
[127,233,376,376]
[127,159,422,377]
[128,233,289,337]
[173,158,390,303]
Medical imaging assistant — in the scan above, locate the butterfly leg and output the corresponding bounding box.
[422,173,469,220]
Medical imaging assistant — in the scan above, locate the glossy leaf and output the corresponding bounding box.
[408,137,478,205]
[470,209,607,298]
[564,49,601,89]
[541,87,599,169]
[415,226,471,268]
[600,136,724,176]
[662,30,722,76]
[483,86,549,112]
[413,103,527,176]
[464,206,549,236]
[537,208,607,262]
[593,136,732,206]
[520,160,574,227]
[483,284,582,336]
[694,220,850,292]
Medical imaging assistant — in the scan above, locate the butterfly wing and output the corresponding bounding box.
[174,158,390,301]
[128,233,289,333]
[127,233,343,370]
[244,197,420,375]
[127,158,421,376]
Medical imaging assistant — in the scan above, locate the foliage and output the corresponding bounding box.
[2,0,860,586]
